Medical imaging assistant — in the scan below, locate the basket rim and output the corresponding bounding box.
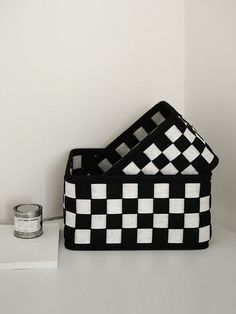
[64,148,212,184]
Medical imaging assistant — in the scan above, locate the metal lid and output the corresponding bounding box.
[13,204,43,218]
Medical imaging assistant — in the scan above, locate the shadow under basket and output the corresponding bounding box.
[64,149,213,250]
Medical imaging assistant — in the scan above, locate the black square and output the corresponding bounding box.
[192,157,210,174]
[76,183,91,199]
[175,135,191,152]
[83,153,97,169]
[143,119,157,133]
[108,151,122,164]
[76,214,91,229]
[192,137,205,152]
[154,136,172,151]
[107,183,122,199]
[125,135,139,149]
[169,183,185,198]
[91,230,106,245]
[73,168,86,176]
[200,181,211,197]
[64,196,76,213]
[91,200,107,214]
[172,155,190,172]
[64,225,75,242]
[133,154,150,170]
[168,214,184,229]
[200,211,211,227]
[137,214,153,228]
[107,214,122,229]
[175,120,187,133]
[122,229,137,245]
[153,229,168,245]
[183,229,199,245]
[92,165,105,175]
[152,154,169,169]
[185,198,200,213]
[138,182,154,198]
[122,199,138,214]
[154,199,169,213]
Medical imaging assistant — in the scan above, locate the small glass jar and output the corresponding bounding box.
[13,204,43,239]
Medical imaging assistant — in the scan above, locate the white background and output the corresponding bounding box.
[0,0,185,223]
[186,0,236,232]
[1,1,235,231]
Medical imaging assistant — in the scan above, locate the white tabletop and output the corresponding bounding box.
[0,224,236,314]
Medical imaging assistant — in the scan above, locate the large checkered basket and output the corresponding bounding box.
[64,149,214,250]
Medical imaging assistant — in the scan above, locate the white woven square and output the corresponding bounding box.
[76,199,91,214]
[73,155,82,170]
[183,146,200,162]
[91,215,106,229]
[107,199,122,214]
[106,229,122,244]
[138,199,153,213]
[165,125,182,142]
[169,199,185,213]
[185,183,201,198]
[153,214,169,228]
[122,214,137,228]
[168,229,183,244]
[142,162,159,175]
[183,128,195,143]
[98,159,112,172]
[123,162,140,175]
[199,225,210,243]
[184,213,200,228]
[115,143,131,157]
[123,183,138,198]
[65,182,76,199]
[154,183,169,198]
[91,184,107,199]
[200,196,210,212]
[65,211,76,228]
[163,144,181,161]
[133,127,148,141]
[137,229,153,244]
[144,144,161,161]
[181,165,198,175]
[202,147,214,163]
[151,111,166,125]
[75,230,91,244]
[161,163,178,175]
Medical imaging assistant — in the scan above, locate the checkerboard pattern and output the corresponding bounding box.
[121,116,216,175]
[92,110,167,174]
[86,102,218,175]
[64,180,212,249]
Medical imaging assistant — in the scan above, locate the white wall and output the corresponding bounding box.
[0,0,185,223]
[186,0,236,232]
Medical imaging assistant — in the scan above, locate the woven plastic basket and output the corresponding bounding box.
[86,101,219,176]
[64,149,213,250]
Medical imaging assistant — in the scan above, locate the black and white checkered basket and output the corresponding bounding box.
[86,101,219,176]
[64,149,214,250]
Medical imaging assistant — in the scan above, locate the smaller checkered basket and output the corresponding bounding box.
[86,101,218,176]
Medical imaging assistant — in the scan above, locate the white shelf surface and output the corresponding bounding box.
[0,224,236,314]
